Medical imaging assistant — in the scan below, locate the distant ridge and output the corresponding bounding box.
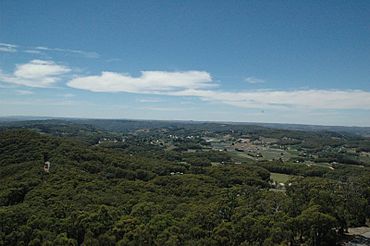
[1,116,370,136]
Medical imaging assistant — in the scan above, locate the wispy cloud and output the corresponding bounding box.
[245,76,265,84]
[139,106,187,112]
[35,46,99,59]
[68,71,215,93]
[0,98,78,106]
[62,93,75,98]
[24,49,43,54]
[106,58,122,63]
[0,43,17,52]
[15,89,34,95]
[0,60,71,87]
[172,89,370,110]
[138,98,162,103]
[0,42,99,58]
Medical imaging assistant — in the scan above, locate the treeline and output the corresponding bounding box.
[257,161,329,177]
[257,159,370,182]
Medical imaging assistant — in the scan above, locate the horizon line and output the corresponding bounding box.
[1,114,369,129]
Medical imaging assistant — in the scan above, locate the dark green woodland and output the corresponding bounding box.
[0,119,369,245]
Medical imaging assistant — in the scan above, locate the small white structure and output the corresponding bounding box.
[44,161,50,173]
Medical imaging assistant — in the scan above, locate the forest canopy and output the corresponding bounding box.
[0,120,369,245]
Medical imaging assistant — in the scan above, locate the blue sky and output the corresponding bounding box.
[1,0,370,126]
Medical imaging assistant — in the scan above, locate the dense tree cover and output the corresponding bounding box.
[0,125,369,245]
[0,120,121,145]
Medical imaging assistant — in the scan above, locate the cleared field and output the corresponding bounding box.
[259,148,287,160]
[311,162,332,168]
[229,148,296,162]
[229,151,256,162]
[270,172,294,183]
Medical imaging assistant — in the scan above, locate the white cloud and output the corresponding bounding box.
[0,60,71,87]
[67,70,370,110]
[0,43,17,52]
[245,76,265,84]
[68,71,214,93]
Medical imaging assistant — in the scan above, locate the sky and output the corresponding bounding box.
[1,0,370,126]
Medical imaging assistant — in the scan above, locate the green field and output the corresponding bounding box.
[270,172,294,183]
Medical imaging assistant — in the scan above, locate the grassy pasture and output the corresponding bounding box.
[270,172,295,183]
